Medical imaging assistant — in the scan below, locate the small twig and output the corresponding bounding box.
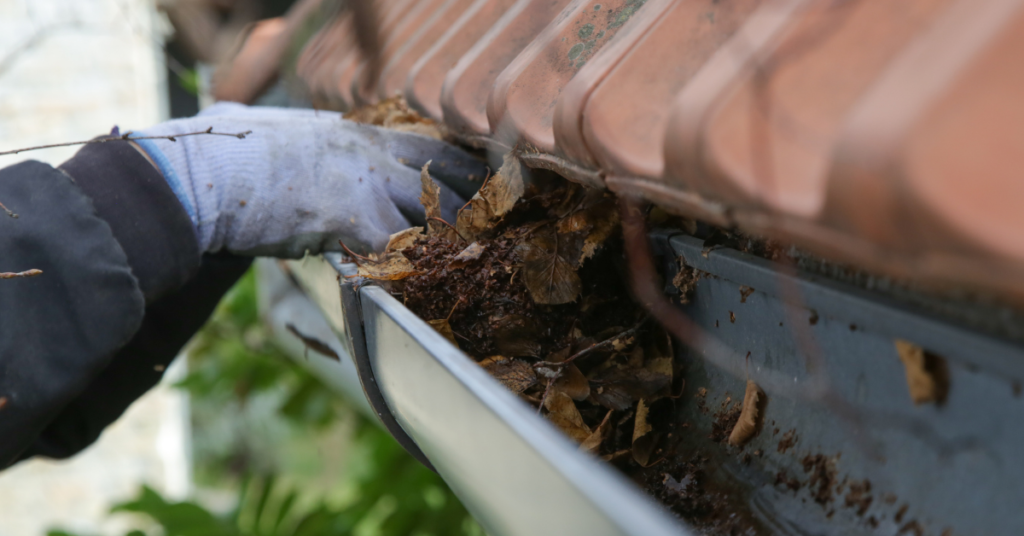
[532,320,646,370]
[428,216,467,243]
[0,128,253,157]
[338,239,373,265]
[446,297,464,322]
[0,269,42,279]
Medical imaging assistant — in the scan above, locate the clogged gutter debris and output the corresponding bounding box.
[343,99,763,532]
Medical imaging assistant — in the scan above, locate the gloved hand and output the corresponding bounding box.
[135,102,486,258]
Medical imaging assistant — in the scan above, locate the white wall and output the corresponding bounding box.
[0,1,190,535]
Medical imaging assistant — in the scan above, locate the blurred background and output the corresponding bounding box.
[0,1,478,535]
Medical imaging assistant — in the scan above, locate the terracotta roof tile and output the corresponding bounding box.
[288,0,1024,296]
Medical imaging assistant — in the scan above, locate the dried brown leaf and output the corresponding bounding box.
[385,227,424,253]
[485,152,524,218]
[545,391,591,443]
[480,356,537,393]
[419,161,458,241]
[344,96,445,139]
[449,241,485,269]
[632,399,658,466]
[356,255,420,280]
[456,152,525,240]
[428,318,459,347]
[727,380,763,446]
[895,340,948,405]
[580,409,613,454]
[577,195,620,264]
[517,229,581,305]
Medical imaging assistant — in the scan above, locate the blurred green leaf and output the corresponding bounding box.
[177,69,200,96]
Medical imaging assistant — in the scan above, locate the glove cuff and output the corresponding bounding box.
[133,138,198,226]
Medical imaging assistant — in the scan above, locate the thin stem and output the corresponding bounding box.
[0,128,253,157]
[532,320,646,370]
[428,216,466,243]
[337,239,373,265]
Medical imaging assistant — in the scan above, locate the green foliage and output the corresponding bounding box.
[177,69,200,97]
[47,269,481,536]
[177,271,338,431]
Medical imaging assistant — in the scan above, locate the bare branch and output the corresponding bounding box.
[0,128,253,158]
[0,269,42,279]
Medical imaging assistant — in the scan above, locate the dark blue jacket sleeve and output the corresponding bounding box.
[0,140,248,467]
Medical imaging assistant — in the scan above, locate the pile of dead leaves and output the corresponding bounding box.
[345,152,684,466]
[343,95,446,140]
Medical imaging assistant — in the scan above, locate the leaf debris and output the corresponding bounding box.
[727,380,763,446]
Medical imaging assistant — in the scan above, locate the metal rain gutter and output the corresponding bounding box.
[268,253,691,536]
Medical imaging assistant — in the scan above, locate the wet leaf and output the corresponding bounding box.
[385,227,424,253]
[727,380,763,446]
[516,229,581,305]
[545,391,591,443]
[589,365,671,411]
[491,314,542,357]
[480,356,537,393]
[632,399,658,466]
[895,340,949,405]
[580,409,613,454]
[456,152,524,240]
[419,161,458,241]
[428,318,459,347]
[449,241,485,269]
[553,363,591,401]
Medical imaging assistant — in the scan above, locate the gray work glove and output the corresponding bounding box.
[135,102,486,257]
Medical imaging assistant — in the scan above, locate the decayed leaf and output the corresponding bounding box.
[553,363,591,401]
[895,340,948,405]
[428,319,459,347]
[385,227,424,253]
[727,380,763,446]
[419,161,458,242]
[644,327,675,400]
[456,152,525,240]
[672,259,699,304]
[589,364,672,411]
[356,255,420,280]
[632,399,658,466]
[449,241,485,269]
[491,314,542,356]
[516,229,582,305]
[480,356,537,393]
[545,391,591,443]
[577,194,620,264]
[580,409,613,454]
